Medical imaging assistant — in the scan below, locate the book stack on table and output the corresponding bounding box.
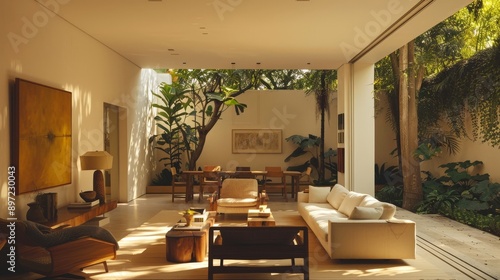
[67,200,99,209]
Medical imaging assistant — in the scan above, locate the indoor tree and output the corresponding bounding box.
[174,69,258,170]
[302,70,337,184]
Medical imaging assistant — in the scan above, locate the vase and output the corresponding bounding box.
[26,202,47,223]
[37,193,58,221]
[184,214,194,226]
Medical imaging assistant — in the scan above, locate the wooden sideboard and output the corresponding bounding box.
[43,200,117,228]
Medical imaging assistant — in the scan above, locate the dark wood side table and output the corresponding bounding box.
[42,200,117,228]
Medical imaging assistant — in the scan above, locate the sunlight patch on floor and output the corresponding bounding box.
[336,265,420,277]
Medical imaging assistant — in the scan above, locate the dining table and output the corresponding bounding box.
[180,170,301,202]
[283,170,301,200]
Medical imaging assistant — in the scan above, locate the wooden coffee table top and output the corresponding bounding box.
[247,209,276,227]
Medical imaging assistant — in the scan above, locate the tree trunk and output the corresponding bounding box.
[187,101,223,170]
[318,71,326,183]
[399,42,423,212]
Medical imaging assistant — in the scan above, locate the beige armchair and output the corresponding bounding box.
[215,178,262,214]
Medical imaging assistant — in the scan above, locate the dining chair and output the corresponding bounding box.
[233,166,255,179]
[263,166,288,201]
[297,166,312,192]
[200,165,222,202]
[170,167,187,202]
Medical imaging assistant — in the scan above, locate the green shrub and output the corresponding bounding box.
[151,168,172,186]
[419,160,500,236]
[375,185,403,207]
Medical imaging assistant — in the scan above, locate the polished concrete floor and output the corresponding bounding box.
[4,193,499,279]
[102,194,500,279]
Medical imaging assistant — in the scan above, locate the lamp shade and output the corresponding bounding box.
[80,151,113,170]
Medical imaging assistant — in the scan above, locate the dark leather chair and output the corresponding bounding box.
[0,218,117,279]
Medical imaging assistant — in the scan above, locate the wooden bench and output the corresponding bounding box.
[208,226,309,280]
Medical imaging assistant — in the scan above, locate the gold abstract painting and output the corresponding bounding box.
[12,79,72,194]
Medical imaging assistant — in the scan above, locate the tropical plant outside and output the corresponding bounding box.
[375,0,500,211]
[415,160,500,236]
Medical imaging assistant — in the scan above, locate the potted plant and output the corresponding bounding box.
[178,209,196,226]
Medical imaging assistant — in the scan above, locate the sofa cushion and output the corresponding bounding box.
[359,195,397,219]
[348,206,384,220]
[308,185,331,203]
[217,198,258,207]
[338,192,367,216]
[326,184,349,209]
[298,203,347,242]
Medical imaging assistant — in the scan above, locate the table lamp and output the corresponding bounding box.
[80,151,113,204]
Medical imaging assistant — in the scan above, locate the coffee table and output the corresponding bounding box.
[247,209,276,227]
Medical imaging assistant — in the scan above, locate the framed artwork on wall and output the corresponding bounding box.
[338,113,344,130]
[11,78,72,194]
[232,129,282,154]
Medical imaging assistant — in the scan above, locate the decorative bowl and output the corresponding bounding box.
[79,190,97,202]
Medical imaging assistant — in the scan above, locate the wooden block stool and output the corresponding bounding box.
[165,230,207,262]
[165,218,213,262]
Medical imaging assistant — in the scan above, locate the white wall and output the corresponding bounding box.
[337,63,376,194]
[0,1,154,218]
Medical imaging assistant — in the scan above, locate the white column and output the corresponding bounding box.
[337,63,375,195]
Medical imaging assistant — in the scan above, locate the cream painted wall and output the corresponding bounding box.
[0,1,155,218]
[375,94,399,167]
[375,91,500,184]
[167,90,338,178]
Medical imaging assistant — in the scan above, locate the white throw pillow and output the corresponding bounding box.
[326,184,349,209]
[338,192,367,216]
[308,185,331,203]
[360,196,397,219]
[348,206,383,220]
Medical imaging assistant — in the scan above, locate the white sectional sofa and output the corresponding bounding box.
[297,184,416,259]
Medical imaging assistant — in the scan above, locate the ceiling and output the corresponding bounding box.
[37,0,472,70]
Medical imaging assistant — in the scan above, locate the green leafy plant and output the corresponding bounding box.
[375,185,403,207]
[374,163,401,187]
[417,189,460,214]
[149,82,193,174]
[459,180,500,214]
[151,168,172,186]
[418,160,500,236]
[284,134,337,185]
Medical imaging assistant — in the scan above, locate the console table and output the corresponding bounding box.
[42,200,117,228]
